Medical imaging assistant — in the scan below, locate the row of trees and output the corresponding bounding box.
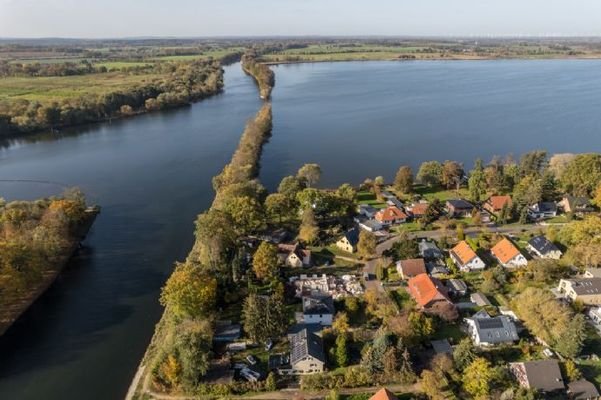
[0,60,224,135]
[241,52,275,100]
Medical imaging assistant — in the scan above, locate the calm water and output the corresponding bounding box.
[0,60,601,399]
[0,64,261,400]
[262,60,601,189]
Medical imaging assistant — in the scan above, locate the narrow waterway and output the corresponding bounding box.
[0,64,261,400]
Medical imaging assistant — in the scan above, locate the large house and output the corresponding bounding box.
[510,360,565,395]
[527,202,558,220]
[286,327,326,375]
[558,278,601,305]
[558,196,595,216]
[336,227,360,253]
[465,310,519,346]
[302,294,334,326]
[568,379,601,400]
[527,235,562,260]
[491,238,528,268]
[278,243,312,267]
[450,240,486,271]
[396,258,427,280]
[375,206,408,226]
[483,195,512,215]
[407,273,454,312]
[445,199,475,218]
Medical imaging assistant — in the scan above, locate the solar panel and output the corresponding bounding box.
[477,318,504,329]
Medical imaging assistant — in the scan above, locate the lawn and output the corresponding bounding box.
[431,323,465,343]
[391,221,422,234]
[414,185,470,202]
[0,71,165,102]
[356,191,387,208]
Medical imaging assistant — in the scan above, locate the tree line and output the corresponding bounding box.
[0,60,224,136]
[241,52,275,100]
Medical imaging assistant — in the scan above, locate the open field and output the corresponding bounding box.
[0,71,164,102]
[154,47,244,61]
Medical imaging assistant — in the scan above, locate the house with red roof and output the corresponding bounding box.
[484,195,512,215]
[407,273,453,309]
[450,240,486,271]
[370,388,398,400]
[375,206,408,226]
[491,238,527,268]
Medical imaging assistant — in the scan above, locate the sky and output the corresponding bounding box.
[1,0,601,38]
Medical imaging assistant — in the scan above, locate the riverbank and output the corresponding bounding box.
[0,205,100,336]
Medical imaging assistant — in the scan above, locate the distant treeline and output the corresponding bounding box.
[0,60,224,136]
[241,53,275,100]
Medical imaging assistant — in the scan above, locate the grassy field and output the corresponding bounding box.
[95,61,153,69]
[0,71,164,102]
[356,191,388,208]
[154,47,243,61]
[414,185,470,202]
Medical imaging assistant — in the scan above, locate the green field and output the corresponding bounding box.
[0,72,164,102]
[95,61,153,69]
[154,47,243,61]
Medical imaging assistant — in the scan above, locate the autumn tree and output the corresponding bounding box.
[417,161,443,187]
[462,357,495,398]
[252,241,279,281]
[357,230,377,259]
[335,334,349,367]
[160,262,217,320]
[297,163,322,187]
[561,153,601,196]
[298,207,319,244]
[468,159,487,202]
[265,193,288,223]
[394,165,414,193]
[442,160,464,189]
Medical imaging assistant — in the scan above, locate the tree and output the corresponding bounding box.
[462,357,495,399]
[297,163,321,187]
[336,183,357,203]
[453,338,476,371]
[242,292,287,343]
[333,312,350,334]
[278,175,306,199]
[394,165,414,193]
[468,159,487,202]
[298,207,319,244]
[335,334,349,367]
[519,150,548,178]
[561,153,601,196]
[420,369,446,400]
[513,175,543,209]
[548,153,576,178]
[222,195,265,235]
[563,359,582,382]
[384,232,419,260]
[160,354,181,389]
[442,160,464,189]
[417,161,443,187]
[265,193,288,223]
[593,183,601,208]
[357,230,377,259]
[374,176,385,187]
[253,242,279,281]
[265,372,277,391]
[408,311,434,340]
[160,262,217,320]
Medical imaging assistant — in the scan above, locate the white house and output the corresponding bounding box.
[465,310,519,346]
[450,240,486,271]
[527,236,562,260]
[302,294,334,326]
[278,243,312,267]
[491,238,528,268]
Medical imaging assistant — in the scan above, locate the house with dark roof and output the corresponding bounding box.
[302,294,334,326]
[358,204,380,219]
[510,360,565,394]
[470,292,492,307]
[465,310,518,346]
[286,327,325,375]
[278,242,312,267]
[431,339,453,355]
[396,258,427,279]
[450,240,486,271]
[527,202,558,220]
[213,321,241,343]
[558,278,601,305]
[445,199,474,218]
[585,268,601,279]
[336,227,360,253]
[446,278,468,296]
[527,235,562,260]
[568,379,600,400]
[558,196,595,216]
[419,239,443,260]
[483,195,512,215]
[491,238,528,268]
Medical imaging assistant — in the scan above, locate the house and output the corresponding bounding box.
[431,339,453,355]
[358,218,384,232]
[527,235,562,260]
[446,278,468,296]
[286,327,325,374]
[470,292,492,307]
[558,278,601,305]
[491,238,528,268]
[445,199,474,218]
[510,360,565,394]
[585,268,601,279]
[406,202,429,219]
[465,310,519,346]
[213,321,241,342]
[336,228,360,253]
[588,307,601,325]
[375,206,408,226]
[450,240,486,271]
[359,204,380,219]
[483,195,512,215]
[370,388,398,400]
[407,273,453,310]
[427,261,450,277]
[527,202,558,220]
[568,379,601,400]
[302,294,334,326]
[278,243,312,267]
[558,196,595,216]
[419,239,444,260]
[396,258,427,279]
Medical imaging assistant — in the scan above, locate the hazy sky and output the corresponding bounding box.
[1,0,601,38]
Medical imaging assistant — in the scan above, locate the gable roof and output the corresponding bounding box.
[451,240,478,265]
[342,227,360,246]
[397,258,427,277]
[419,239,443,259]
[491,238,521,264]
[302,294,334,315]
[370,388,398,400]
[486,195,512,211]
[515,360,565,392]
[568,379,600,400]
[409,203,429,216]
[564,278,601,296]
[528,236,560,256]
[530,201,557,213]
[446,199,474,210]
[375,206,408,222]
[278,242,311,260]
[289,327,325,366]
[407,273,451,307]
[469,314,518,344]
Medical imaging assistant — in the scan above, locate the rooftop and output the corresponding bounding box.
[288,327,325,365]
[564,278,601,296]
[302,294,335,316]
[513,359,565,392]
[376,206,408,222]
[451,240,478,265]
[369,388,398,400]
[486,195,512,211]
[528,235,560,256]
[468,312,519,344]
[568,379,601,400]
[491,238,521,264]
[397,258,427,277]
[446,199,474,209]
[407,273,450,307]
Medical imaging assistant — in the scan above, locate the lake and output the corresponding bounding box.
[1,60,601,399]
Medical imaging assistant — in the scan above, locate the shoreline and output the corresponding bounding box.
[0,206,100,337]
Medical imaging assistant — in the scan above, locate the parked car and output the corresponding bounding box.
[246,355,257,365]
